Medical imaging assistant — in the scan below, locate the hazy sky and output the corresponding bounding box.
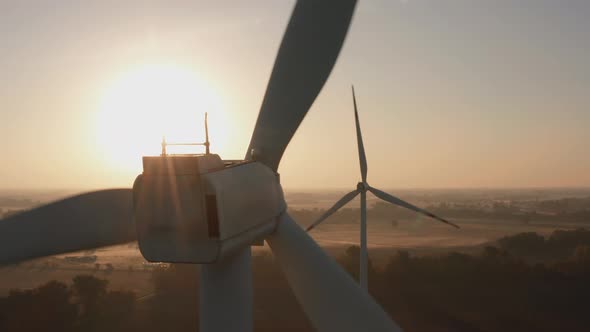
[1,0,589,190]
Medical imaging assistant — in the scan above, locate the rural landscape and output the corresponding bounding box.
[1,188,589,331]
[2,0,589,331]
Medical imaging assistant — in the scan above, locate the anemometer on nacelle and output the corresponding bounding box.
[160,112,211,156]
[133,113,286,264]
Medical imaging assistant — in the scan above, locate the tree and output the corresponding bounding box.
[33,281,77,331]
[100,290,136,329]
[72,275,108,316]
[337,245,376,283]
[498,232,545,256]
[0,281,76,332]
[574,244,590,263]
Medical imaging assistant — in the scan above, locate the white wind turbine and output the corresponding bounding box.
[307,86,459,290]
[0,2,406,332]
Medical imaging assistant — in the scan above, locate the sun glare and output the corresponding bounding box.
[96,64,226,172]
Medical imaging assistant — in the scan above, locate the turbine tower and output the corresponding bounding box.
[307,86,459,291]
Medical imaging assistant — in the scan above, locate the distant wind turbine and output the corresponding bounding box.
[307,86,459,291]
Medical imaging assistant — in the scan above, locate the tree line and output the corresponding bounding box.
[1,228,589,331]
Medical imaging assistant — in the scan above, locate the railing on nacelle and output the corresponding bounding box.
[161,112,211,156]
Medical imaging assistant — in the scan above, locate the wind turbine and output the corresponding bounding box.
[0,2,404,332]
[307,86,459,291]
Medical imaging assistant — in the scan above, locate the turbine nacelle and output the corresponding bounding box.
[133,154,286,264]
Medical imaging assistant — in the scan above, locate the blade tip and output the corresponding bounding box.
[443,219,460,229]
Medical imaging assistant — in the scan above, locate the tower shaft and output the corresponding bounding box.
[360,190,368,291]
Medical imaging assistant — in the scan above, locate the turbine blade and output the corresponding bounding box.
[246,0,357,170]
[306,189,360,231]
[267,213,403,332]
[352,86,368,183]
[0,189,135,266]
[368,186,459,229]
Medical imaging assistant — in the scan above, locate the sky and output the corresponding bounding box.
[1,0,589,190]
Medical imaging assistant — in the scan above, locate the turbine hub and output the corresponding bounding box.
[357,182,368,192]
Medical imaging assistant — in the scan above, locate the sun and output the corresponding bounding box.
[96,63,227,172]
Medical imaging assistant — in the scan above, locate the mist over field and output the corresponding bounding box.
[2,187,589,280]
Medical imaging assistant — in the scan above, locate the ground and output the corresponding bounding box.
[1,216,586,297]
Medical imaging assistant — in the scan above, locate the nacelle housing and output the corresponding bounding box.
[133,154,285,263]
